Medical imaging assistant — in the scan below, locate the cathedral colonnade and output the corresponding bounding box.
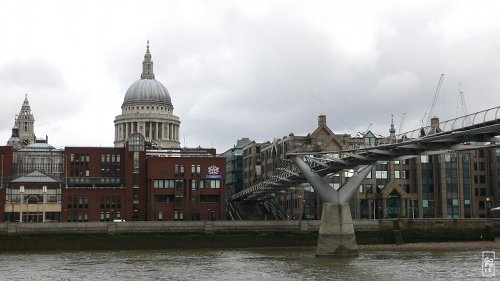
[114,121,180,143]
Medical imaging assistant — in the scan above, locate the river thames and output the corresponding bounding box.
[0,247,495,280]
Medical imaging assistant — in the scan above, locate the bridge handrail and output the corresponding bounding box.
[284,105,500,155]
[376,105,500,146]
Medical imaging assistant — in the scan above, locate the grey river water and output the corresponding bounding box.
[0,247,494,280]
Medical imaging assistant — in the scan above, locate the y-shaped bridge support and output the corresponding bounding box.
[292,156,373,257]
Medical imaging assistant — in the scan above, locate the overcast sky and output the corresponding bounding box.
[1,0,500,152]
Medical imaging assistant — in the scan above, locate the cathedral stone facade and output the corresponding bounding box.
[7,95,36,150]
[114,42,181,149]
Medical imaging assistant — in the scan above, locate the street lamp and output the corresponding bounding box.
[486,197,493,217]
[10,200,15,222]
[373,199,376,220]
[19,185,24,223]
[408,199,415,219]
[42,185,47,222]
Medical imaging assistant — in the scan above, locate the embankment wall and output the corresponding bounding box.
[0,219,494,251]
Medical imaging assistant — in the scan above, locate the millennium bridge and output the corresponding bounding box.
[231,106,500,256]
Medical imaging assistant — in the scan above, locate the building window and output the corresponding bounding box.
[174,164,184,176]
[375,171,387,179]
[423,200,428,208]
[69,153,90,178]
[203,180,221,188]
[174,210,184,221]
[191,180,201,190]
[191,164,201,176]
[154,195,175,203]
[200,195,220,202]
[480,188,486,196]
[479,201,485,209]
[175,180,184,190]
[154,179,175,188]
[101,153,122,177]
[421,155,429,163]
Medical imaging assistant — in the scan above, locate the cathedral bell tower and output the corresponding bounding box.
[17,94,36,146]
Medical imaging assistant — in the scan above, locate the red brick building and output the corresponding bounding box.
[0,146,14,221]
[1,135,225,222]
[147,149,225,221]
[62,147,128,222]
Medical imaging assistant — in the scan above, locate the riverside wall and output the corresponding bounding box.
[0,219,495,251]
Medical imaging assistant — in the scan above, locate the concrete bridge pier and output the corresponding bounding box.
[316,202,358,257]
[291,156,372,257]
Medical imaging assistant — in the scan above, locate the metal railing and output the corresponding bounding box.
[378,105,500,146]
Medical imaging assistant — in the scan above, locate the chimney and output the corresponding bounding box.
[318,115,327,127]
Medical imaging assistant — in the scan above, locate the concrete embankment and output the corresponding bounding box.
[360,239,500,251]
[0,219,494,251]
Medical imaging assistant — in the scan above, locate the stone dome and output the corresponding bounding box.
[122,41,172,108]
[123,78,172,107]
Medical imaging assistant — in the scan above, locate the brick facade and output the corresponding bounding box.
[1,144,226,222]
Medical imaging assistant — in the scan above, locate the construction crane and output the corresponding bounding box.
[456,83,471,126]
[399,112,406,134]
[425,74,445,127]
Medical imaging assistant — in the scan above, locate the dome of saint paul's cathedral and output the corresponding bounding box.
[114,41,181,149]
[122,41,172,108]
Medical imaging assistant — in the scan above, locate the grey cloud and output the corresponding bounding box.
[4,1,500,153]
[0,59,64,89]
